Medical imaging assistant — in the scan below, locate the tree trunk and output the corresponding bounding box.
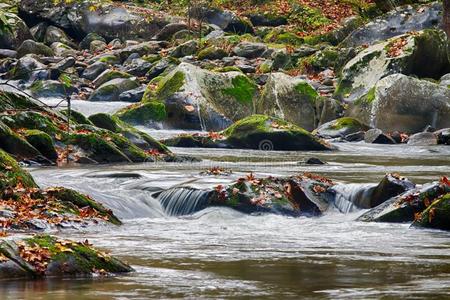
[444,0,450,38]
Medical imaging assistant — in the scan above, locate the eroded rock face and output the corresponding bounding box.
[336,30,449,102]
[19,0,169,41]
[342,2,442,47]
[348,74,450,133]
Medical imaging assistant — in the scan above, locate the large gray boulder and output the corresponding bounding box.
[89,78,140,102]
[19,0,170,41]
[335,30,449,102]
[342,2,442,48]
[348,74,450,133]
[257,72,324,131]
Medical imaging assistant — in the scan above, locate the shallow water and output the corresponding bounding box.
[3,142,450,299]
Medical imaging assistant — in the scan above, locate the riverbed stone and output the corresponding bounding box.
[314,117,370,139]
[17,39,54,58]
[89,78,140,102]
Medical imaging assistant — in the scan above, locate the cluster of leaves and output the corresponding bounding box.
[412,177,450,223]
[200,166,233,176]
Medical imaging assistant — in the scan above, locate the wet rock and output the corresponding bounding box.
[303,157,326,165]
[122,58,153,77]
[0,235,132,279]
[412,193,450,230]
[314,117,370,139]
[50,42,77,57]
[350,74,450,133]
[358,180,450,223]
[81,61,108,81]
[407,132,438,146]
[336,30,450,102]
[10,55,48,81]
[0,121,41,159]
[89,78,140,102]
[16,40,54,58]
[342,2,442,47]
[23,130,58,160]
[223,115,333,151]
[232,42,267,59]
[146,58,171,79]
[119,86,145,103]
[0,49,17,58]
[435,128,450,145]
[92,70,132,88]
[364,129,395,144]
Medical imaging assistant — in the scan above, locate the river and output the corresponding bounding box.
[1,141,450,299]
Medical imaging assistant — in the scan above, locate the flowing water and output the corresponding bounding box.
[2,142,450,299]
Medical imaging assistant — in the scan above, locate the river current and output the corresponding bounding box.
[2,140,450,299]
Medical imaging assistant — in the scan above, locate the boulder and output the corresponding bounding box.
[16,39,54,58]
[349,74,450,133]
[23,130,58,160]
[189,6,254,34]
[29,80,77,98]
[358,180,450,223]
[43,25,76,48]
[223,115,333,151]
[0,12,33,50]
[0,121,41,159]
[232,42,267,59]
[92,69,132,88]
[88,78,140,102]
[0,148,37,190]
[30,22,48,42]
[364,128,395,144]
[79,32,106,50]
[197,46,228,60]
[154,23,188,41]
[50,42,77,57]
[314,117,370,139]
[412,193,450,230]
[10,55,48,81]
[19,0,170,41]
[134,63,257,130]
[342,2,443,47]
[257,72,322,131]
[336,30,450,102]
[81,61,108,81]
[170,40,199,58]
[407,132,438,146]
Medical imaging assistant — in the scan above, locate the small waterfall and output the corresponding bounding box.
[157,187,212,216]
[331,183,376,214]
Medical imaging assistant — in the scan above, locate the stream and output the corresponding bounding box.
[2,141,450,299]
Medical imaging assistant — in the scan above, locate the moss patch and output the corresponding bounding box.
[294,82,319,103]
[155,71,185,101]
[0,148,37,190]
[222,75,257,106]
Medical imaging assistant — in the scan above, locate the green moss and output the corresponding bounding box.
[60,109,93,125]
[115,101,167,124]
[155,71,185,101]
[414,193,450,230]
[275,32,304,45]
[222,75,257,106]
[294,82,319,103]
[213,66,243,73]
[98,55,119,64]
[88,113,120,133]
[142,54,161,63]
[197,46,228,60]
[258,60,273,73]
[329,117,364,130]
[0,148,37,190]
[24,129,58,160]
[1,111,60,136]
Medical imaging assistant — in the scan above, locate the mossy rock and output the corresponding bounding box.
[16,39,54,57]
[314,117,370,139]
[197,46,228,60]
[0,86,42,111]
[45,188,121,225]
[223,115,333,151]
[92,70,132,88]
[412,193,450,231]
[115,101,167,125]
[88,113,120,133]
[30,80,77,98]
[213,66,243,73]
[0,235,132,279]
[222,75,257,106]
[60,109,93,126]
[89,78,140,102]
[0,111,60,136]
[23,129,58,160]
[0,148,37,191]
[0,120,41,159]
[64,133,131,163]
[154,70,186,101]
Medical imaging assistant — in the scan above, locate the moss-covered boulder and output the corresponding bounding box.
[0,235,132,279]
[115,101,167,125]
[257,73,324,131]
[348,74,450,133]
[0,121,41,159]
[335,30,450,102]
[132,63,257,131]
[92,70,132,88]
[0,12,33,50]
[16,39,54,58]
[314,117,371,139]
[0,148,37,191]
[223,115,333,151]
[88,113,120,133]
[30,80,77,98]
[357,179,450,223]
[197,46,228,60]
[23,129,58,160]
